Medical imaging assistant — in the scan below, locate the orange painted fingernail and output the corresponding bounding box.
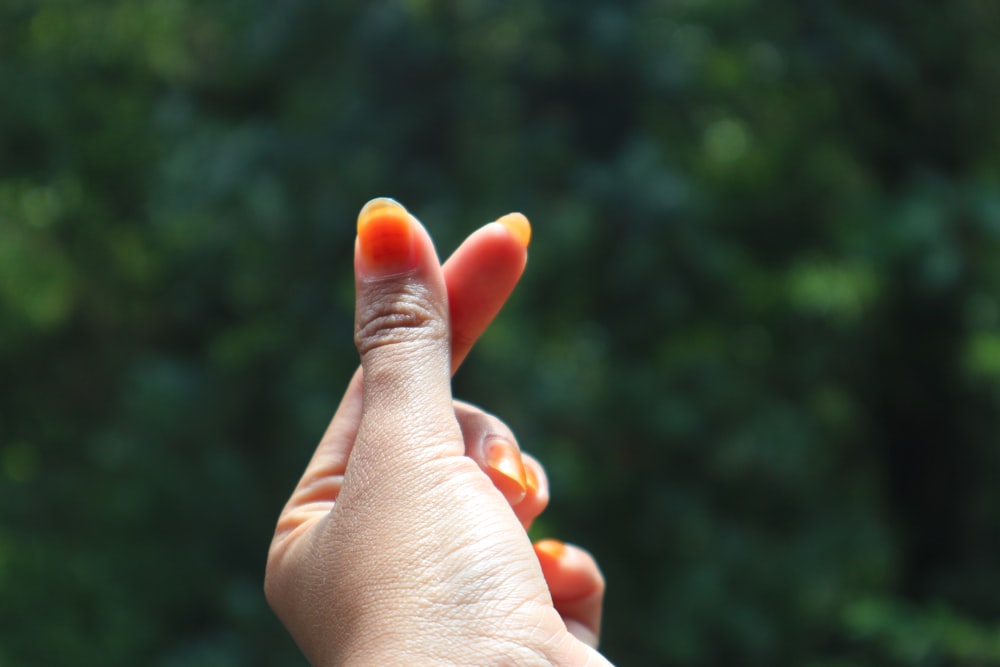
[524,464,539,494]
[534,539,566,561]
[496,212,531,248]
[357,197,417,277]
[485,440,527,503]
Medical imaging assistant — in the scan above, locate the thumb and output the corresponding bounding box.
[352,198,461,468]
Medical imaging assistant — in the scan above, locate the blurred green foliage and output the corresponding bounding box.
[2,1,1000,665]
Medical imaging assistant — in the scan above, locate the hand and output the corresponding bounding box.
[265,199,612,666]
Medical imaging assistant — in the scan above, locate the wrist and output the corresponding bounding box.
[330,610,611,667]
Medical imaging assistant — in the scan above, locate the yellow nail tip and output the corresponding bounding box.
[524,465,539,494]
[485,441,527,498]
[357,197,408,232]
[534,539,566,560]
[496,212,531,248]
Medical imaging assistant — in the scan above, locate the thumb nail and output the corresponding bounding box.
[357,197,417,278]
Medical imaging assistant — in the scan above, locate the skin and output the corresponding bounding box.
[265,200,612,666]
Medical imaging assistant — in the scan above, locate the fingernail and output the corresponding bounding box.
[484,439,527,503]
[496,212,531,248]
[357,197,417,277]
[524,464,539,494]
[534,539,566,562]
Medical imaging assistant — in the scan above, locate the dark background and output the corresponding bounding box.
[3,1,1000,665]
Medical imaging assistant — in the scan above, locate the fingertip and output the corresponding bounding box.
[535,538,567,562]
[515,456,549,530]
[484,439,528,505]
[495,212,531,248]
[356,197,418,277]
[534,540,605,601]
[525,464,539,495]
[358,196,406,220]
[534,540,606,649]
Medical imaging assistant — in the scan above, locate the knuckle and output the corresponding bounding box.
[354,286,448,357]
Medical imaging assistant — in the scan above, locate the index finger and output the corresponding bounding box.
[445,212,530,372]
